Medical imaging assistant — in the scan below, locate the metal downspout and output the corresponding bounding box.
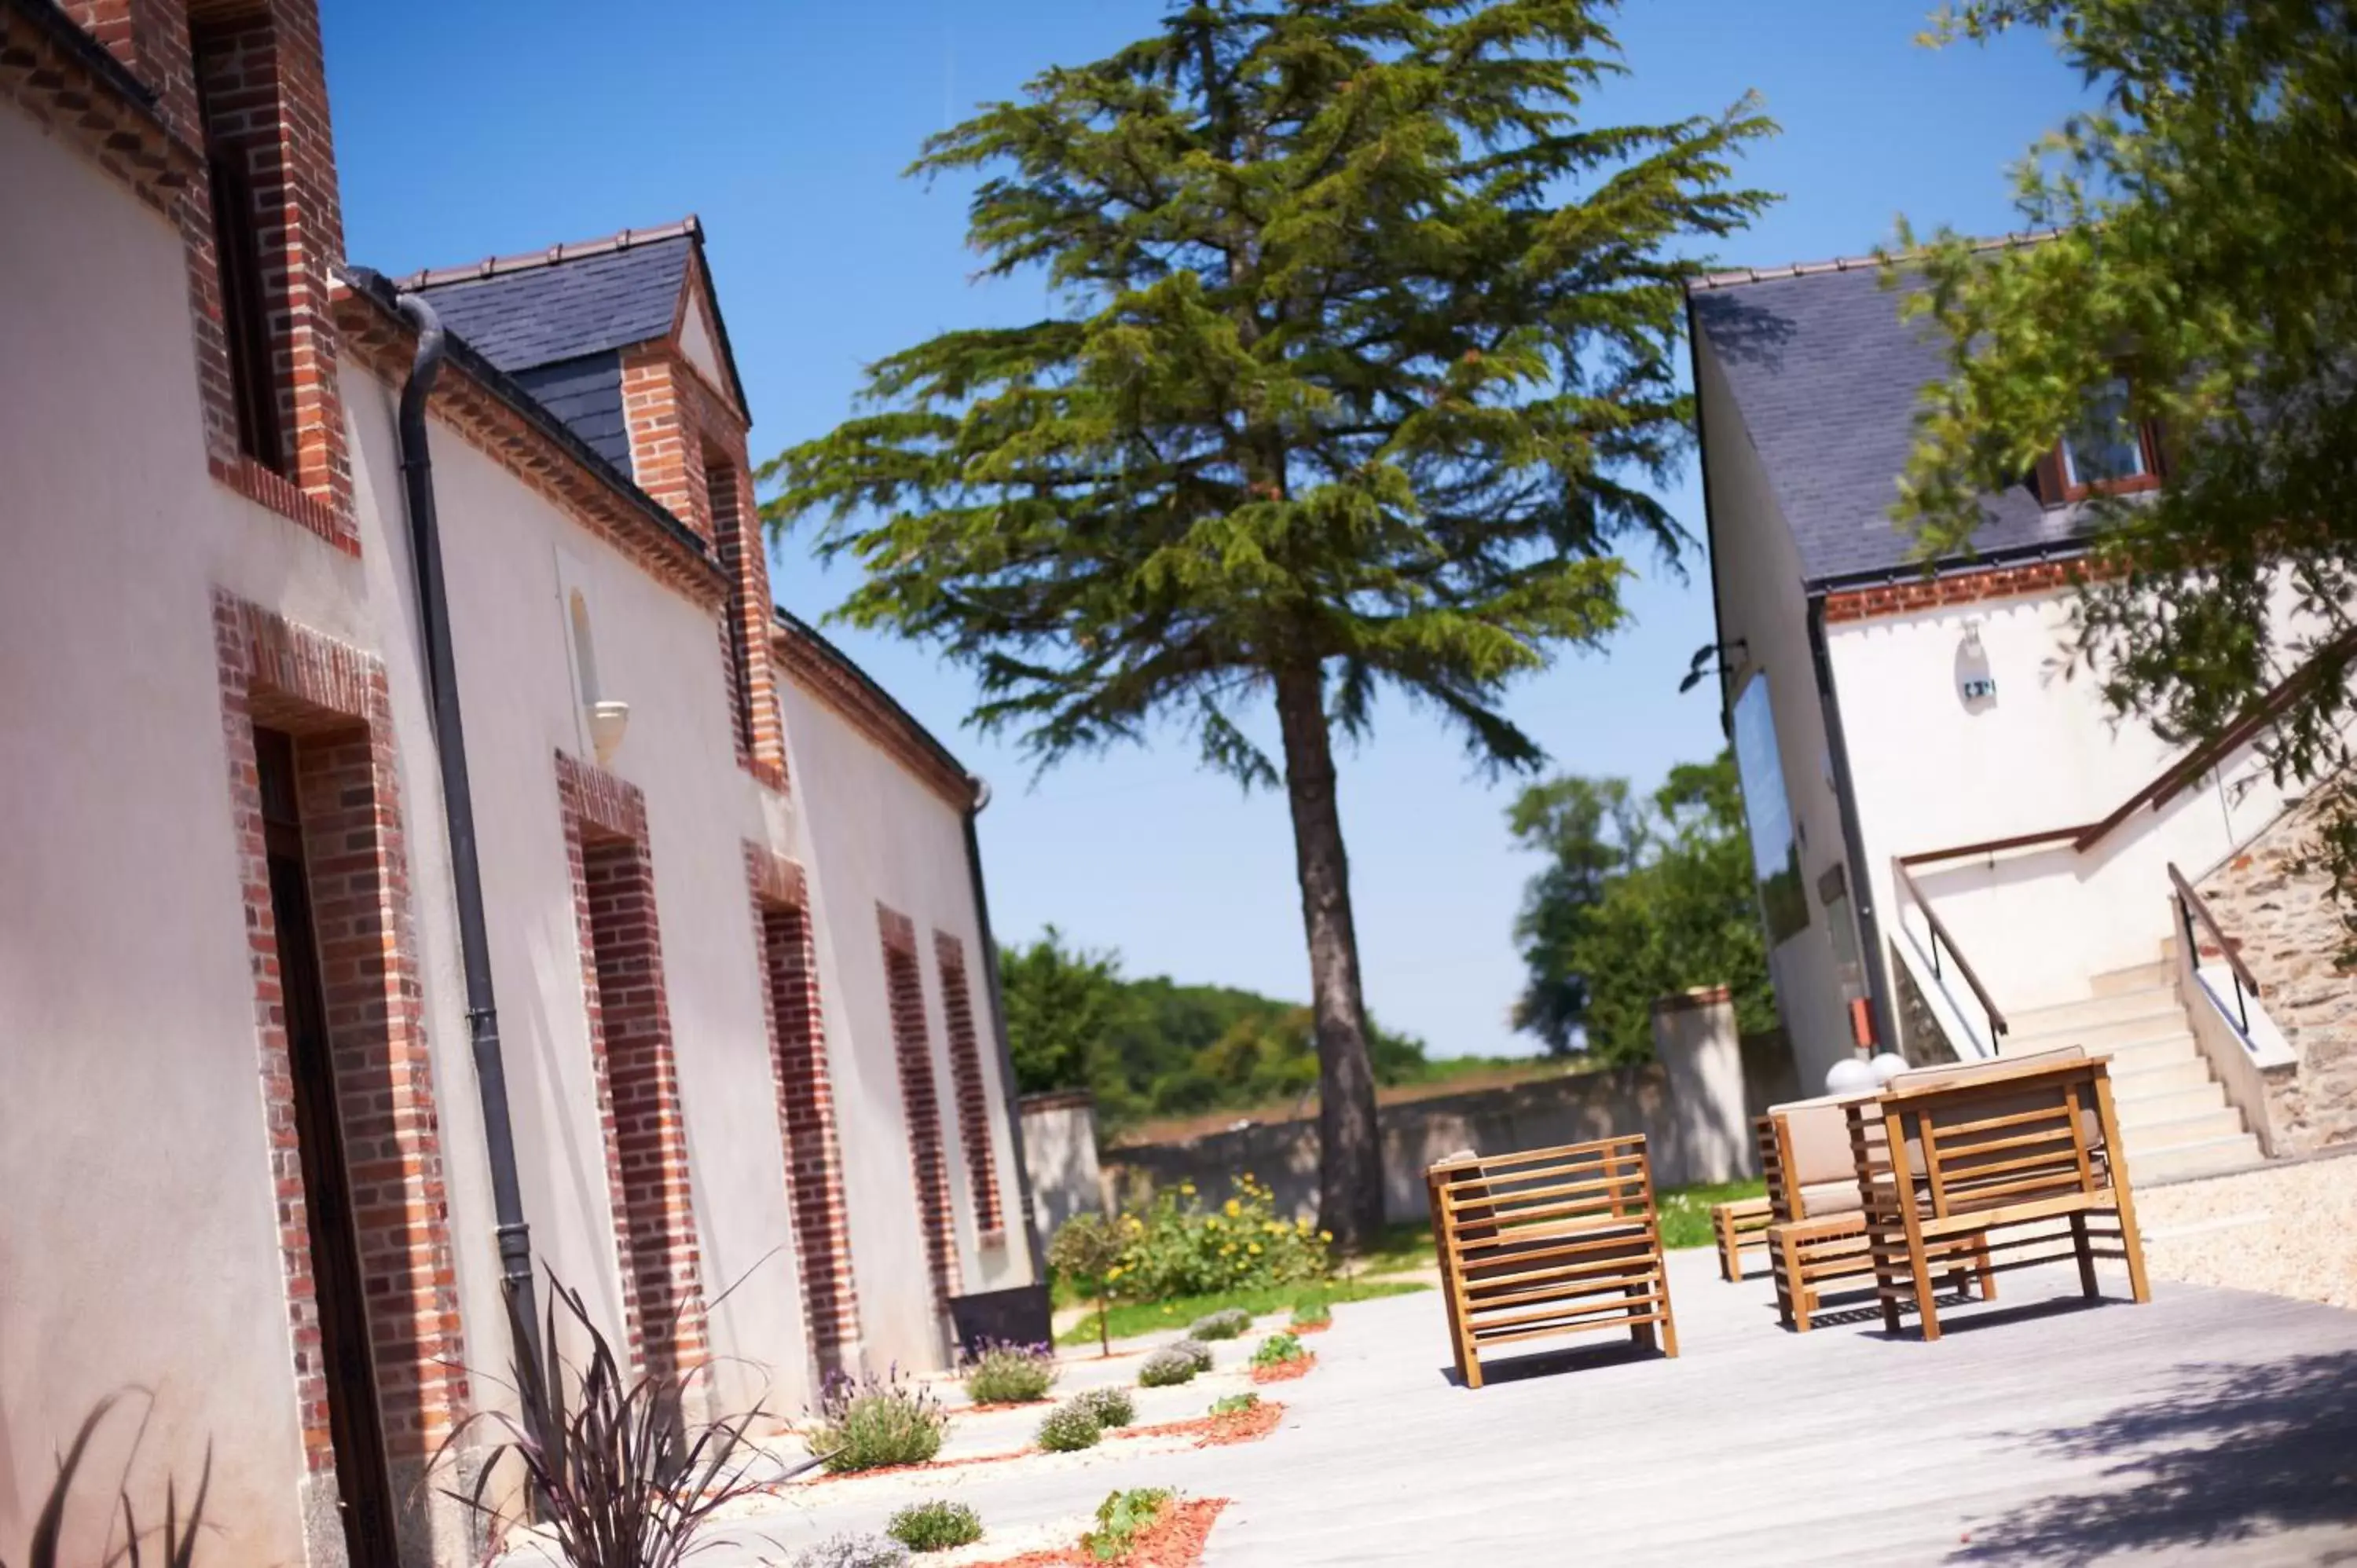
[391,288,543,1368]
[961,775,1048,1284]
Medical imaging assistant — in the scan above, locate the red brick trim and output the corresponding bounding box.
[746,844,861,1372]
[1820,558,2098,625]
[773,620,977,811]
[211,590,468,1478]
[933,931,1004,1240]
[179,0,357,549]
[211,452,354,554]
[4,3,201,211]
[555,753,708,1383]
[335,298,728,607]
[879,904,962,1311]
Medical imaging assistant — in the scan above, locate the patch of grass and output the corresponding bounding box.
[1072,1387,1135,1429]
[886,1500,982,1553]
[1209,1391,1260,1416]
[1288,1299,1331,1329]
[1655,1178,1768,1251]
[1036,1401,1104,1453]
[1058,1277,1427,1346]
[1082,1488,1174,1563]
[1249,1332,1306,1368]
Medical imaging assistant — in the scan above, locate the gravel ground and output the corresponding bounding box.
[2136,1151,2357,1311]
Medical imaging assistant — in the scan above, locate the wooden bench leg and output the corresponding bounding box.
[1715,1209,1739,1282]
[1627,1279,1657,1351]
[2070,1211,2099,1299]
[1908,1244,1943,1342]
[1774,1228,1803,1331]
[1974,1235,1997,1301]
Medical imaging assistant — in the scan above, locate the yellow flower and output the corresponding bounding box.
[1221,1243,1236,1255]
[1318,1230,1333,1242]
[1223,1199,1242,1218]
[1248,1242,1263,1255]
[1179,1182,1196,1195]
[1205,1216,1221,1230]
[1107,1265,1124,1279]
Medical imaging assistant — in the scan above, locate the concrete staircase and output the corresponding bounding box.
[1999,952,2263,1184]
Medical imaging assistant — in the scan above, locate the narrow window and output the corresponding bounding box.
[933,932,1004,1237]
[2042,376,2161,504]
[191,13,286,472]
[882,918,961,1311]
[705,450,756,757]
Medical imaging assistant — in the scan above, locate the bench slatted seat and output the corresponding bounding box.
[1711,1190,1772,1281]
[1428,1134,1677,1390]
[1849,1047,2150,1341]
[1765,1095,1990,1332]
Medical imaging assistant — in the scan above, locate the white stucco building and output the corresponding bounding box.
[0,4,1038,1563]
[1686,248,2348,1190]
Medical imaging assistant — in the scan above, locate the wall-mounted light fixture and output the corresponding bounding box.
[589,699,630,764]
[1956,620,1997,709]
[1679,638,1750,694]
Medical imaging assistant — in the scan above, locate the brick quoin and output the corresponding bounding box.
[878,906,962,1313]
[557,753,708,1383]
[211,590,467,1486]
[933,931,1003,1238]
[746,845,862,1376]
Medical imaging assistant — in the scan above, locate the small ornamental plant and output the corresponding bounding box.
[1049,1213,1127,1357]
[1170,1338,1215,1373]
[962,1340,1058,1405]
[886,1500,984,1553]
[802,1366,949,1473]
[1036,1399,1105,1453]
[1072,1386,1136,1430]
[1209,1391,1261,1416]
[1289,1300,1332,1330]
[1186,1307,1252,1341]
[1082,1488,1175,1563]
[794,1533,911,1568]
[1251,1332,1307,1369]
[1135,1346,1202,1388]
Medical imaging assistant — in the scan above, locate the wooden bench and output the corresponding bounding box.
[1762,1099,1990,1332]
[1851,1047,2150,1341]
[1710,1194,1772,1281]
[1428,1135,1678,1390]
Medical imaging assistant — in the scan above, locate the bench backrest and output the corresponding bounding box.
[1865,1052,2119,1219]
[1428,1134,1658,1263]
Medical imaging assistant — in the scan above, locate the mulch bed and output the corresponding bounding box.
[1292,1319,1332,1335]
[790,1446,1036,1488]
[963,1398,1057,1415]
[972,1497,1230,1567]
[1248,1352,1316,1386]
[1120,1399,1284,1449]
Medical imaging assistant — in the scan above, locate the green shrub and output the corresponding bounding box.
[1209,1391,1260,1416]
[1186,1307,1251,1340]
[1135,1347,1200,1387]
[1092,1175,1329,1302]
[1072,1386,1135,1429]
[1171,1338,1215,1372]
[962,1340,1058,1405]
[1289,1299,1331,1328]
[1083,1488,1174,1563]
[1050,1213,1126,1357]
[802,1367,949,1473]
[1036,1400,1105,1453]
[1251,1332,1307,1368]
[886,1500,983,1553]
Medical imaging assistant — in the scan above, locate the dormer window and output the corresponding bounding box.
[2043,377,2161,504]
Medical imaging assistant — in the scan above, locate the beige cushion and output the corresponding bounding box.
[1769,1097,1865,1189]
[1797,1178,1864,1218]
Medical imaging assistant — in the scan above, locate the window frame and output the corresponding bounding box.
[2042,379,2164,506]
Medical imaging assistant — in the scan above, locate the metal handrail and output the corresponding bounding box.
[1893,860,2010,1045]
[2168,860,2261,1037]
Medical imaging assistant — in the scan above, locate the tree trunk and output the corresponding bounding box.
[1272,661,1386,1254]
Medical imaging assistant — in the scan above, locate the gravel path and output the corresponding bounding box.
[2136,1151,2357,1311]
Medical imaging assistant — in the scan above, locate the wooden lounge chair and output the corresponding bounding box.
[1762,1097,1990,1330]
[1428,1135,1678,1390]
[1710,1193,1772,1281]
[1849,1047,2150,1341]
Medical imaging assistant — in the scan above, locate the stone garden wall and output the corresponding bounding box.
[2197,786,2357,1152]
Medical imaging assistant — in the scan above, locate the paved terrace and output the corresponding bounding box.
[706,1246,2357,1565]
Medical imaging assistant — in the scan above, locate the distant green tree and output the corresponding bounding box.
[1893,0,2357,943]
[999,925,1129,1097]
[1507,752,1773,1061]
[764,0,1772,1247]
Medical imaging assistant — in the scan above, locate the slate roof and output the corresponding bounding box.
[1688,249,2094,588]
[405,231,694,376]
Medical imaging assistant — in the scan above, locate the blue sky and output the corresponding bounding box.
[324,2,2084,1060]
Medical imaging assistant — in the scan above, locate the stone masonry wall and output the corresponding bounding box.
[2198,786,2357,1152]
